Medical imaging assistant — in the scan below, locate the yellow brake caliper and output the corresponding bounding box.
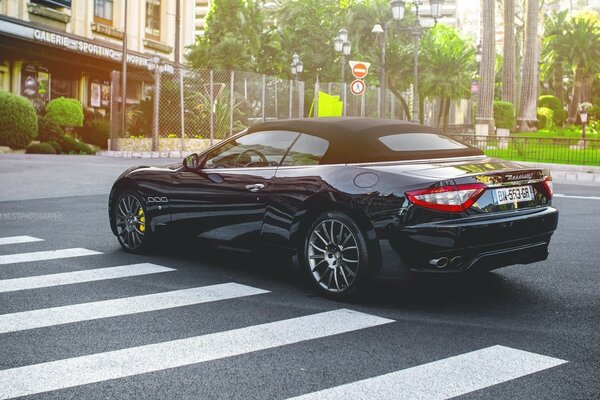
[138,208,145,232]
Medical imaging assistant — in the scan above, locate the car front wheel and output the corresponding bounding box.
[304,211,370,299]
[114,191,151,253]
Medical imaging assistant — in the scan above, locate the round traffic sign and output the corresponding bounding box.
[352,63,369,79]
[350,79,366,95]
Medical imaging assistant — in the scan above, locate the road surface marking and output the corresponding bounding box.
[0,263,175,293]
[0,309,393,399]
[0,282,268,334]
[0,248,101,266]
[554,193,600,200]
[0,236,44,246]
[287,345,567,400]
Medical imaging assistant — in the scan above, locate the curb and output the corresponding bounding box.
[521,162,600,185]
[96,151,187,158]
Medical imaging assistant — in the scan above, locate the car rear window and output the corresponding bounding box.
[378,133,469,151]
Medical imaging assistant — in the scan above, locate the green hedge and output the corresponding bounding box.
[537,107,555,130]
[78,118,109,149]
[538,95,562,111]
[59,135,95,155]
[0,92,38,149]
[493,101,515,129]
[47,140,63,154]
[25,142,56,154]
[38,116,64,142]
[554,109,567,126]
[45,97,83,128]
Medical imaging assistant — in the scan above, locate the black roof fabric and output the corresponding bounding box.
[247,117,482,164]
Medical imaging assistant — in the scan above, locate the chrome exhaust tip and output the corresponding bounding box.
[429,257,449,269]
[449,256,464,268]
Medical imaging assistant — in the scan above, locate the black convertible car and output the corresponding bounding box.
[109,118,558,298]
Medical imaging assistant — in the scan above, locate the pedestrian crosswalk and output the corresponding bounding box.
[0,234,568,400]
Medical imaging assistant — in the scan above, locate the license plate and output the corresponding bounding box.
[493,185,535,205]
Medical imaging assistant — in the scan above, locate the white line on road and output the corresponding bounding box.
[0,263,175,293]
[554,193,600,200]
[0,282,269,334]
[0,248,101,266]
[0,236,44,246]
[0,309,393,399]
[287,345,567,400]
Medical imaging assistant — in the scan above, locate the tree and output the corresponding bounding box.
[541,10,570,104]
[419,25,475,128]
[477,0,496,131]
[502,0,517,108]
[186,0,283,75]
[517,0,540,131]
[561,17,600,123]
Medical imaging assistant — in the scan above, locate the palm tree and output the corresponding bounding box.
[560,18,600,123]
[542,10,570,104]
[419,25,475,128]
[477,0,495,132]
[517,0,540,132]
[502,0,516,109]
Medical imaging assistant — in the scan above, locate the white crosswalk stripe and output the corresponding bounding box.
[0,282,268,334]
[0,309,393,399]
[0,263,174,293]
[0,236,44,246]
[287,345,567,400]
[0,248,101,265]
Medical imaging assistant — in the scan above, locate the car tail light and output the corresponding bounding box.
[405,183,487,213]
[543,175,553,199]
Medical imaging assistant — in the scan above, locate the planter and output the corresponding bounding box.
[108,138,219,152]
[496,128,510,149]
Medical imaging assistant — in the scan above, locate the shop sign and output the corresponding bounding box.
[0,18,173,73]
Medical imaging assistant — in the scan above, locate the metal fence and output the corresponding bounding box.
[450,134,600,166]
[109,68,304,152]
[315,82,475,127]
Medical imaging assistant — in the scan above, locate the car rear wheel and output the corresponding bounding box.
[304,211,369,299]
[114,191,151,253]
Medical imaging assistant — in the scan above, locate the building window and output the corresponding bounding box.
[145,0,161,40]
[94,0,113,25]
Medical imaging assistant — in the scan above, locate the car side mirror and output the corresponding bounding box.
[183,153,201,170]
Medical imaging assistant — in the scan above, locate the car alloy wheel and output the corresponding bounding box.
[307,216,362,296]
[115,192,148,251]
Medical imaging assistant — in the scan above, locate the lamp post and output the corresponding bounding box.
[147,56,164,152]
[291,53,303,118]
[372,23,388,118]
[334,28,351,116]
[391,0,444,123]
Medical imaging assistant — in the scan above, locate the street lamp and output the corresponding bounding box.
[291,53,303,118]
[475,44,483,65]
[391,0,445,123]
[372,23,388,117]
[147,56,164,152]
[334,28,351,116]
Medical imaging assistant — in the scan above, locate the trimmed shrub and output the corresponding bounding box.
[38,116,64,142]
[0,92,38,149]
[45,97,84,128]
[538,95,562,111]
[25,142,56,154]
[47,140,63,154]
[493,101,515,130]
[554,109,568,127]
[537,107,555,130]
[59,135,95,155]
[78,118,110,149]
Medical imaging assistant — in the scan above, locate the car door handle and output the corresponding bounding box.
[245,183,265,192]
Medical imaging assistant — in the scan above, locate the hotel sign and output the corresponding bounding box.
[0,17,174,73]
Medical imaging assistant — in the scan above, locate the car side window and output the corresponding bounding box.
[281,134,330,166]
[203,130,299,169]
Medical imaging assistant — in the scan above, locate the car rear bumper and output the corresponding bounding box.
[377,206,559,277]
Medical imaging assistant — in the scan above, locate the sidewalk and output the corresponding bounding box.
[521,162,600,185]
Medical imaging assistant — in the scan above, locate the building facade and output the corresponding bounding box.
[194,0,210,37]
[0,0,195,114]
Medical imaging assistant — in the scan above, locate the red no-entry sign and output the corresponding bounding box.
[349,61,371,79]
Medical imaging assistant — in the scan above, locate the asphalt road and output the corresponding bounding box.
[0,155,599,399]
